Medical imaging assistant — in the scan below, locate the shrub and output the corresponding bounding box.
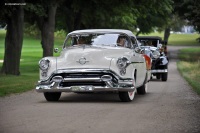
[54,29,66,39]
[24,23,41,39]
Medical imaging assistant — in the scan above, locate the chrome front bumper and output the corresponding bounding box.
[36,82,134,92]
[36,69,135,92]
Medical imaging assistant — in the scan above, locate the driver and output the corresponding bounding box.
[147,41,153,46]
[77,37,85,45]
[117,36,126,47]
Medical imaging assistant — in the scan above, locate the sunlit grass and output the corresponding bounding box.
[177,48,200,95]
[169,33,199,45]
[178,48,200,61]
[0,29,65,96]
[141,32,200,46]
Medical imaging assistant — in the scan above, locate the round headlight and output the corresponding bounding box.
[152,50,160,59]
[39,59,50,70]
[117,57,128,69]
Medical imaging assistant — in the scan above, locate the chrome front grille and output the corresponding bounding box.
[64,73,101,78]
[60,81,106,87]
[51,72,118,87]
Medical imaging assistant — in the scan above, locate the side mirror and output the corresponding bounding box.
[135,47,141,53]
[158,43,162,49]
[54,48,59,53]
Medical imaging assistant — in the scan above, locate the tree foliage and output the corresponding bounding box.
[1,0,175,75]
[56,0,173,34]
[25,0,59,57]
[134,0,173,35]
[176,0,200,32]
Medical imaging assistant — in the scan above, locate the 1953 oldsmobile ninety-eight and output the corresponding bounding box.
[36,29,151,102]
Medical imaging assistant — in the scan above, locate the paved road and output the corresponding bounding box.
[0,46,200,133]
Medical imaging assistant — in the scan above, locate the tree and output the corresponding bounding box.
[134,0,173,36]
[56,0,137,32]
[176,0,200,33]
[152,0,187,43]
[56,0,173,36]
[162,13,187,43]
[25,0,58,57]
[0,0,24,75]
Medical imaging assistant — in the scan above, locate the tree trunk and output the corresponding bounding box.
[40,4,57,57]
[74,10,82,30]
[164,28,170,44]
[1,4,24,75]
[66,10,82,32]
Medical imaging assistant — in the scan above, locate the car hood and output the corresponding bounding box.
[56,46,131,69]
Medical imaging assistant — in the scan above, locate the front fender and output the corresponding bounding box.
[160,56,168,65]
[109,57,135,79]
[39,57,57,81]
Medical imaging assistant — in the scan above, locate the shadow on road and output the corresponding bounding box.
[37,92,149,103]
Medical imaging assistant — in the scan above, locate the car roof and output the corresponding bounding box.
[137,36,162,41]
[68,29,136,37]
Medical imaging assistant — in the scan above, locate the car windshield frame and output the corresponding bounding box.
[137,39,160,47]
[63,33,132,48]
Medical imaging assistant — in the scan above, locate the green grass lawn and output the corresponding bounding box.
[0,29,200,97]
[140,32,200,46]
[0,30,65,96]
[0,30,41,96]
[177,48,200,95]
[168,33,199,45]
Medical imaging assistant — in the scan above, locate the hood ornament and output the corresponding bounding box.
[77,57,89,65]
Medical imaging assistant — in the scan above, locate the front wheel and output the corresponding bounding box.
[156,74,160,79]
[161,73,168,81]
[119,90,136,102]
[44,92,61,101]
[137,83,148,95]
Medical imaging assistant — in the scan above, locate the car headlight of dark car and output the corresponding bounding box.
[152,50,160,59]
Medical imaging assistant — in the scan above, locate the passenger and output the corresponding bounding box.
[117,36,125,47]
[147,41,153,46]
[77,37,85,45]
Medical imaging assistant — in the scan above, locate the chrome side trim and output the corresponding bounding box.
[151,69,168,73]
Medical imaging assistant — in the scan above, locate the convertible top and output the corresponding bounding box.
[137,36,168,45]
[136,36,162,41]
[68,29,136,37]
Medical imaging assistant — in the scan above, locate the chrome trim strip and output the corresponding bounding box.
[63,77,101,82]
[131,61,144,63]
[151,69,168,73]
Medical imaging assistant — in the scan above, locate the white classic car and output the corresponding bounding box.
[36,29,151,102]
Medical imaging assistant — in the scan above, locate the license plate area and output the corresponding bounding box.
[71,86,94,91]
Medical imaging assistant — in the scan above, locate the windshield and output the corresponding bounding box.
[137,39,159,47]
[64,33,131,48]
